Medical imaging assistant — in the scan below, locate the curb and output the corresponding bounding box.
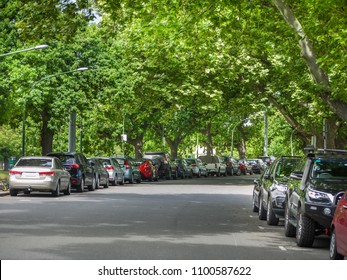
[0,191,9,197]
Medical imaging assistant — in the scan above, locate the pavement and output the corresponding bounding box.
[0,189,9,196]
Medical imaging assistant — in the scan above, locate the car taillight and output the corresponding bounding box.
[70,163,80,169]
[39,171,55,176]
[106,166,114,171]
[125,160,130,170]
[9,170,22,175]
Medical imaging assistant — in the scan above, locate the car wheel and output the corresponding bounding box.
[267,199,279,225]
[329,228,344,260]
[217,169,221,177]
[284,202,296,237]
[95,176,100,189]
[63,182,71,195]
[77,178,84,192]
[166,169,172,180]
[258,194,266,220]
[88,176,96,191]
[10,189,18,196]
[52,182,60,197]
[252,193,259,213]
[296,211,315,247]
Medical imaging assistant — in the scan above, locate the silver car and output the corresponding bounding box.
[9,156,71,197]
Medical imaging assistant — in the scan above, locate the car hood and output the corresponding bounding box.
[308,179,347,194]
[274,177,290,185]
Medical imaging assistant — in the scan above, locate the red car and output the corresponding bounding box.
[330,189,347,259]
[136,158,158,181]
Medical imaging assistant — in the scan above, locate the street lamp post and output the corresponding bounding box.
[0,44,48,58]
[22,67,88,156]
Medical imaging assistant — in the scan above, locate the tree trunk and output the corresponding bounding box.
[41,112,54,155]
[273,0,347,122]
[166,139,180,158]
[127,135,144,159]
[203,121,214,156]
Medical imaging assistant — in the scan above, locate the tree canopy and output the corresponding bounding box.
[1,0,347,161]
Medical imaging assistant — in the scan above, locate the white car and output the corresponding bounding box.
[198,155,227,177]
[9,156,71,197]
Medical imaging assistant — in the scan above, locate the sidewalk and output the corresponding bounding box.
[0,190,9,196]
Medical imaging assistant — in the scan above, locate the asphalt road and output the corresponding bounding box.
[0,174,331,260]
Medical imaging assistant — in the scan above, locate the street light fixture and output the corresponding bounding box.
[0,44,48,58]
[22,67,88,156]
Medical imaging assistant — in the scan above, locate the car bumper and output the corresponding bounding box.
[9,179,57,192]
[304,203,336,229]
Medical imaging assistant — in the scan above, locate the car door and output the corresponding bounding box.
[55,158,70,189]
[80,154,94,186]
[335,191,347,254]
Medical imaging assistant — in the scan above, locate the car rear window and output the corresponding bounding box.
[16,158,52,168]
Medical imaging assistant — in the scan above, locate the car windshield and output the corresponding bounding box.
[16,158,52,168]
[275,160,300,178]
[311,159,347,179]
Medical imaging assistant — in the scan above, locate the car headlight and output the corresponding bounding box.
[306,187,331,203]
[270,183,287,192]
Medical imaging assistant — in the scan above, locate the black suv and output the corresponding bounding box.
[254,156,301,225]
[143,152,178,179]
[47,152,96,192]
[284,148,347,247]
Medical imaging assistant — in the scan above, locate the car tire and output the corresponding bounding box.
[166,169,172,180]
[252,193,259,213]
[88,176,96,191]
[52,182,60,197]
[296,211,315,247]
[95,176,100,189]
[10,189,18,196]
[77,178,84,192]
[63,182,71,195]
[267,199,279,225]
[329,228,344,260]
[104,179,109,188]
[284,202,296,237]
[258,194,266,220]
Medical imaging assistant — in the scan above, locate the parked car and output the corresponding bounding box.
[9,156,71,197]
[252,164,271,212]
[330,189,347,259]
[94,157,124,186]
[247,158,266,174]
[46,152,95,192]
[284,148,347,247]
[255,156,302,225]
[112,156,142,184]
[174,158,193,179]
[198,155,227,177]
[219,156,241,176]
[143,152,178,180]
[185,158,208,177]
[135,158,159,181]
[258,156,274,166]
[88,158,109,189]
[238,159,253,175]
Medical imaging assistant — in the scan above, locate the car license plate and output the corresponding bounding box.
[22,172,39,178]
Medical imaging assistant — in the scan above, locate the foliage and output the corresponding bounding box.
[1,0,347,160]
